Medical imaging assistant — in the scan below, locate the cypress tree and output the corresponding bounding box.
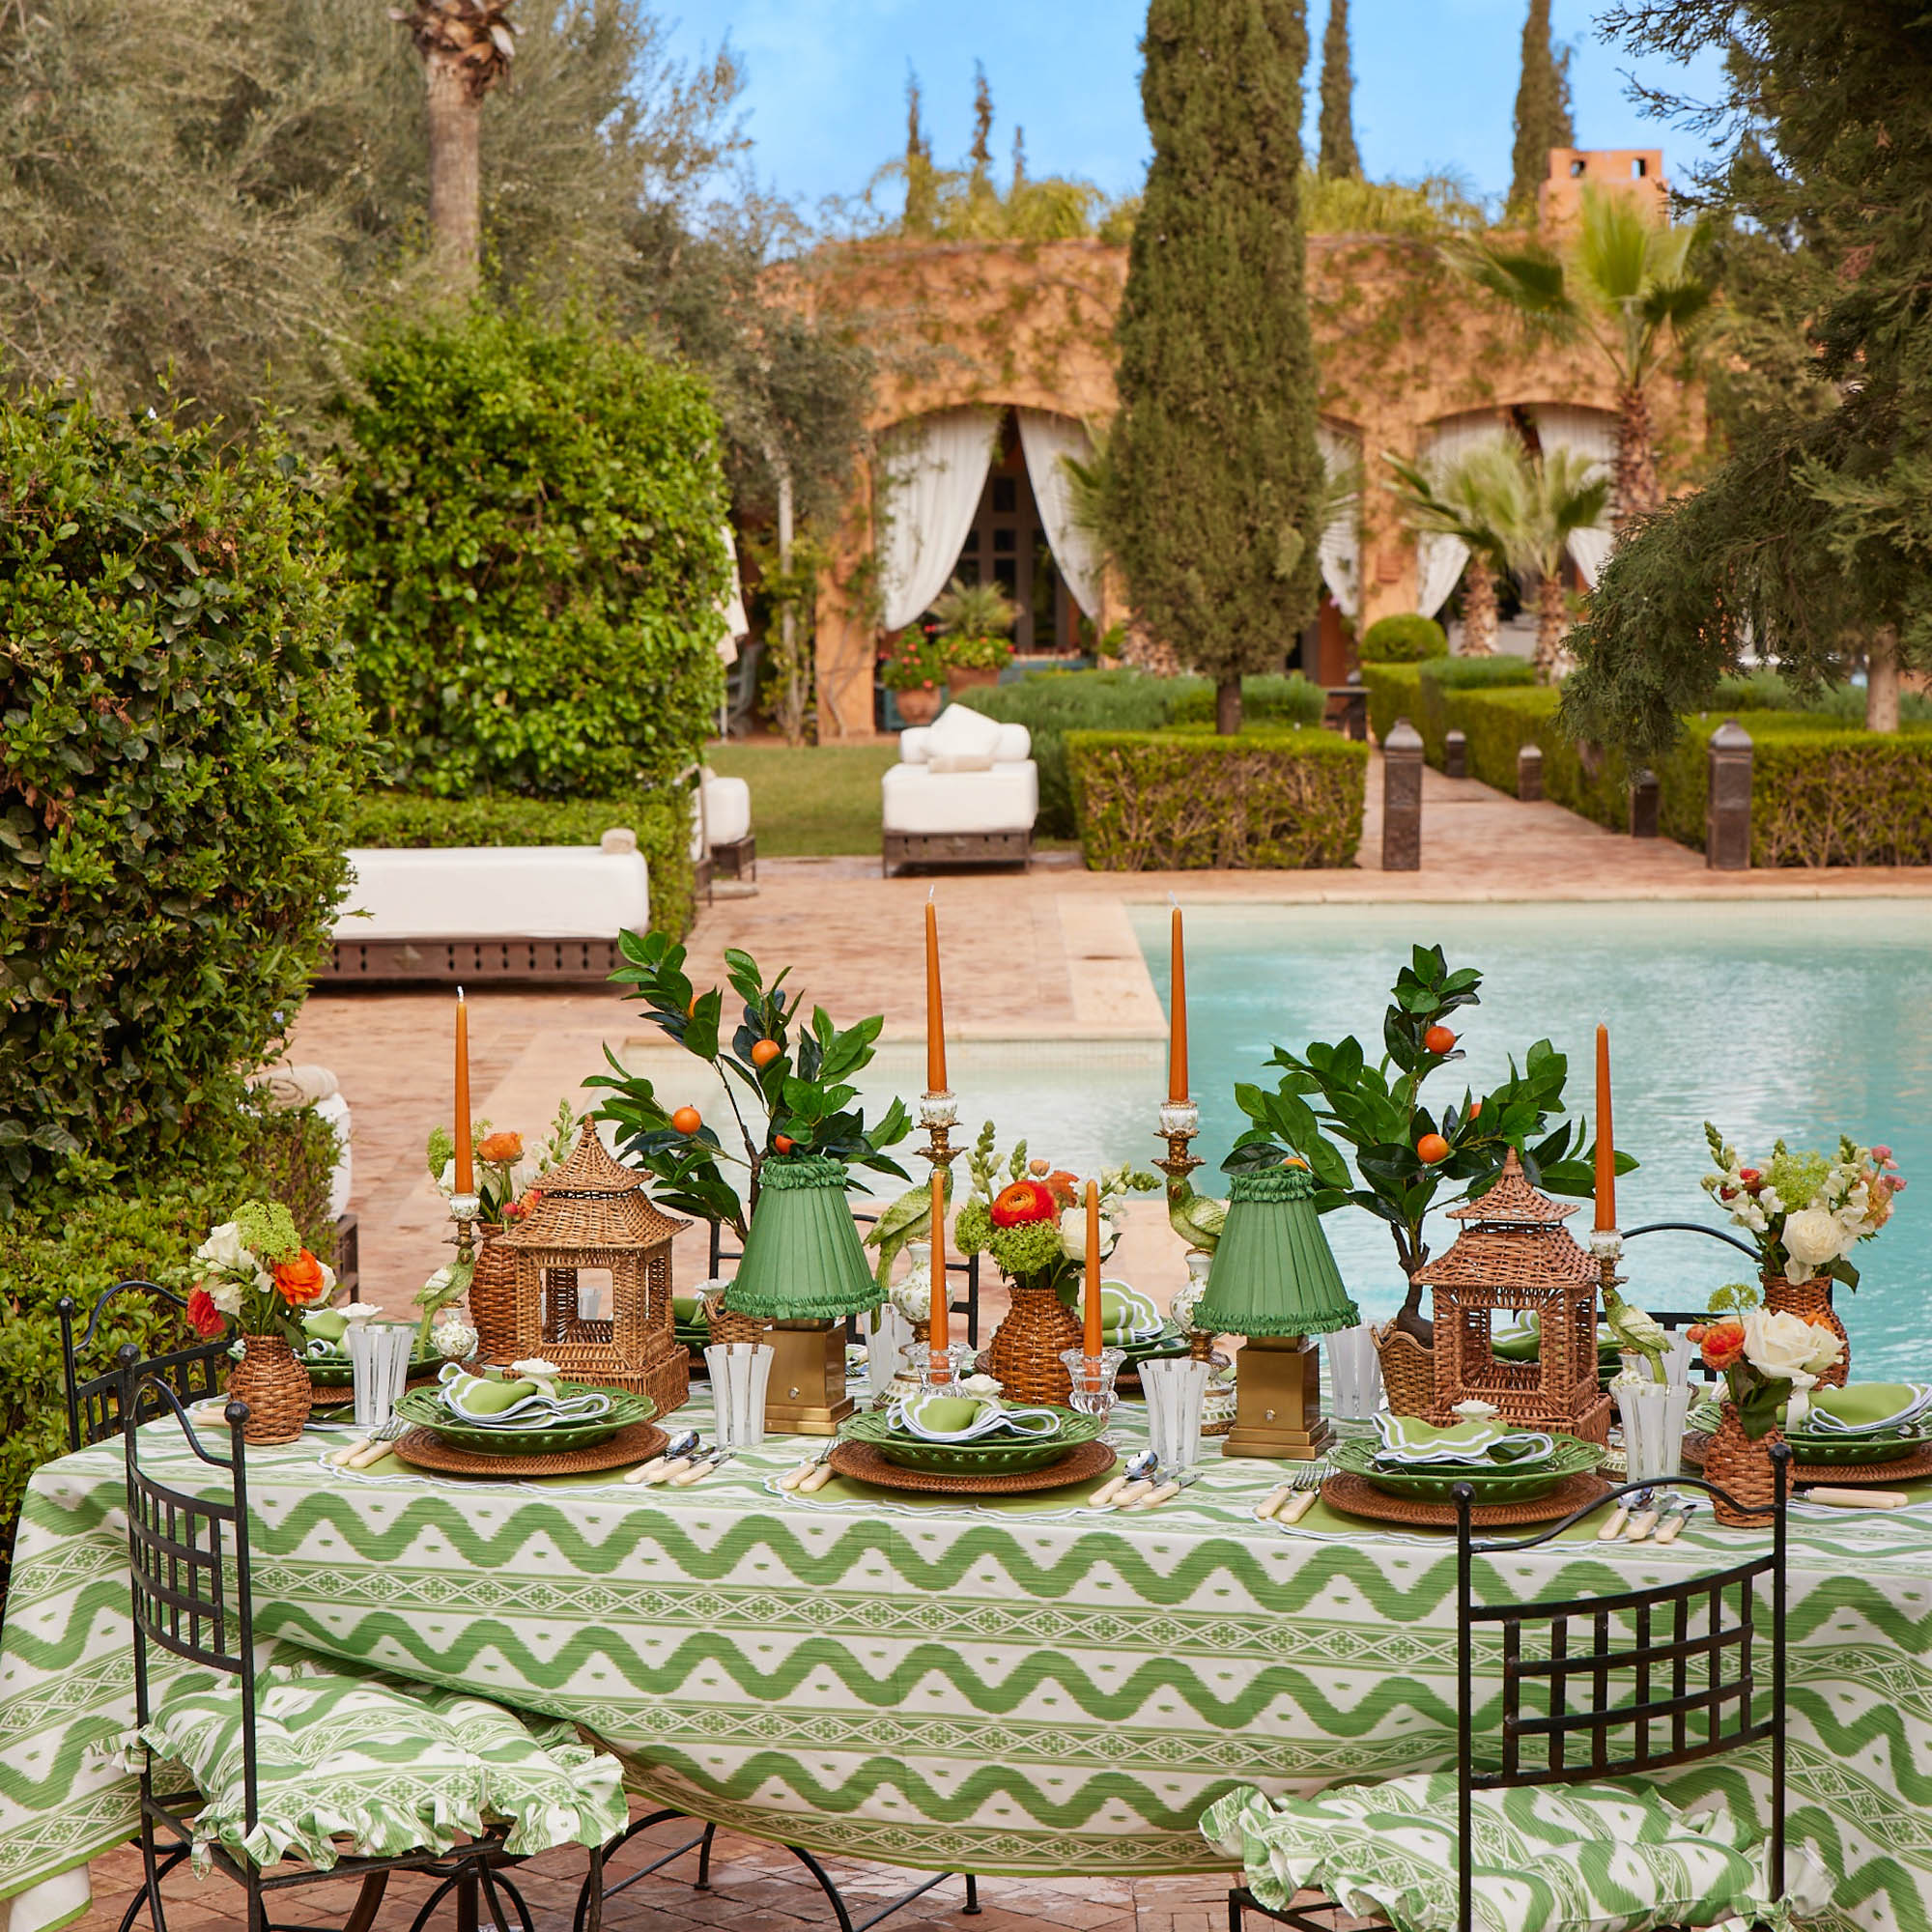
[1109,0,1324,734]
[1317,0,1360,180]
[1508,0,1575,215]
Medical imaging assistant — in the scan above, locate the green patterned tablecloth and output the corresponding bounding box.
[3,1395,1930,1932]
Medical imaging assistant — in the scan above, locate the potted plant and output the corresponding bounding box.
[185,1201,335,1443]
[1700,1126,1904,1384]
[878,630,952,725]
[1687,1304,1843,1525]
[929,576,1018,692]
[1225,946,1630,1374]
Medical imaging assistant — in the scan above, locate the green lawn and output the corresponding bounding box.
[708,743,898,857]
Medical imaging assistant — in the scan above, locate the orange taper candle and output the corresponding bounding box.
[928,1168,949,1377]
[1082,1181,1104,1374]
[454,987,474,1196]
[1167,905,1189,1103]
[1593,1023,1615,1232]
[924,895,948,1094]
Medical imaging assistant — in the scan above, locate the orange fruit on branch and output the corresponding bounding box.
[1416,1132,1450,1164]
[1423,1025,1458,1055]
[669,1105,702,1135]
[751,1038,782,1068]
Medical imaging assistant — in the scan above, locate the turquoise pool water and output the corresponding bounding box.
[1130,900,1932,1378]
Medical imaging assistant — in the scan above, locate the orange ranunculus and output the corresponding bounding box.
[478,1130,524,1164]
[989,1179,1061,1227]
[1042,1170,1080,1208]
[273,1249,329,1306]
[1694,1320,1747,1373]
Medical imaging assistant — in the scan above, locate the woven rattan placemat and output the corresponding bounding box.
[1321,1468,1612,1530]
[392,1419,668,1478]
[828,1436,1115,1497]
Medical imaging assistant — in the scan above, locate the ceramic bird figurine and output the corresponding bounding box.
[864,1172,951,1287]
[1601,1280,1667,1379]
[1166,1175,1228,1254]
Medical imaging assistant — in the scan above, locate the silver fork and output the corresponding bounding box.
[333,1416,408,1469]
[1272,1459,1328,1525]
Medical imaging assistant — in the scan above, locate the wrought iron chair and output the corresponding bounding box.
[706,1212,984,1348]
[120,1369,603,1932]
[1229,1449,1794,1932]
[59,1279,230,1453]
[1621,1219,1768,1381]
[572,1809,977,1932]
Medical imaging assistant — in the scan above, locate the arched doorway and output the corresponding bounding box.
[946,412,1079,659]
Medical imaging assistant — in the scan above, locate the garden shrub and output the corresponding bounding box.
[348,790,697,939]
[1423,655,1539,691]
[957,669,1324,837]
[0,392,363,1215]
[0,1104,337,1587]
[336,309,728,799]
[1361,612,1448,662]
[1066,727,1367,869]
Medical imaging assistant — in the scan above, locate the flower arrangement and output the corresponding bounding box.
[185,1201,336,1345]
[952,1127,1156,1299]
[1688,1305,1846,1437]
[876,630,952,693]
[1701,1124,1905,1289]
[928,576,1017,673]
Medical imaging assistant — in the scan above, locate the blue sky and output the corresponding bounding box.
[663,1,1730,221]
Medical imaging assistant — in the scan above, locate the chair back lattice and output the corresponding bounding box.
[60,1280,230,1452]
[1454,1451,1789,1922]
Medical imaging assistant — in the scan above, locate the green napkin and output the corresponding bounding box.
[1373,1414,1556,1467]
[889,1390,1061,1442]
[303,1309,351,1346]
[442,1370,540,1416]
[1095,1281,1163,1348]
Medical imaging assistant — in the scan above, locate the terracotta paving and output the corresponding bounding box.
[177,763,1932,1932]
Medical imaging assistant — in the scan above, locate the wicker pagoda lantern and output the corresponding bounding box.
[1411,1148,1611,1444]
[494,1121,690,1418]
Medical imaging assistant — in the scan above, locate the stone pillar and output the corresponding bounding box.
[1382,718,1424,871]
[1443,729,1467,781]
[1518,742,1544,803]
[1629,768,1660,838]
[1706,719,1753,870]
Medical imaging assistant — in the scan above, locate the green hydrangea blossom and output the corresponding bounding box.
[1763,1142,1829,1212]
[986,1216,1067,1279]
[234,1200,300,1265]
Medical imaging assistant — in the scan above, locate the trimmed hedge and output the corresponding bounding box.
[1066,726,1368,869]
[1423,656,1539,692]
[956,669,1323,837]
[1361,612,1447,662]
[1361,665,1932,865]
[348,790,696,939]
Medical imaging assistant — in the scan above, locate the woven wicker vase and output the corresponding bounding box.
[230,1334,310,1445]
[1703,1404,1784,1528]
[468,1224,521,1366]
[1763,1272,1849,1387]
[1374,1321,1435,1417]
[985,1279,1082,1406]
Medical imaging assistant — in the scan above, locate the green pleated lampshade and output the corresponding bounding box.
[1195,1162,1359,1339]
[723,1154,883,1321]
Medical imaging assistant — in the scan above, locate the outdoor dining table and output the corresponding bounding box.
[0,1389,1926,1932]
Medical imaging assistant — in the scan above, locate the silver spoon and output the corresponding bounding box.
[1091,1449,1157,1508]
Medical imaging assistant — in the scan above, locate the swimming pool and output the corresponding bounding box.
[1131,900,1932,1376]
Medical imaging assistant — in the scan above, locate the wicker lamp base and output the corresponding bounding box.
[985,1282,1083,1407]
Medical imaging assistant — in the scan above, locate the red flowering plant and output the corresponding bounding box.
[952,1125,1155,1302]
[188,1200,335,1345]
[876,630,951,694]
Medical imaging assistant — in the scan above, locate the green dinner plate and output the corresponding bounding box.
[844,1406,1103,1475]
[1119,1333,1191,1371]
[1780,1427,1927,1467]
[306,1348,440,1388]
[393,1380,652,1455]
[1334,1432,1605,1504]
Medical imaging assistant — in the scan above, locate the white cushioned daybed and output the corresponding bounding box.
[323,836,650,983]
[688,771,755,893]
[881,701,1037,875]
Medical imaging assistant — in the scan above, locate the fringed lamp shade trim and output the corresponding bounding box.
[1195,1163,1359,1339]
[723,1156,883,1321]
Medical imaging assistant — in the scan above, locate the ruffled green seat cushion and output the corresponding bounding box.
[1202,1772,1833,1932]
[136,1663,626,1873]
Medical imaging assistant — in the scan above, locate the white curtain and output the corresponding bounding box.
[1017,410,1105,617]
[1535,405,1617,586]
[876,408,1001,631]
[716,524,749,666]
[1412,412,1512,617]
[1316,423,1362,618]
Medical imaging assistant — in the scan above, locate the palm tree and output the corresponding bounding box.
[1450,185,1711,523]
[393,0,517,287]
[1463,441,1610,680]
[1385,446,1508,655]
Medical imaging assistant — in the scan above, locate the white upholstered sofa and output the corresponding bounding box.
[688,770,755,890]
[881,700,1037,875]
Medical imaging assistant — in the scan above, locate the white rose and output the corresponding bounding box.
[206,1278,245,1318]
[1058,1206,1119,1263]
[196,1222,248,1271]
[1742,1308,1844,1382]
[1781,1207,1848,1281]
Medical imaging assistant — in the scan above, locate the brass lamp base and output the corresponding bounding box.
[1222,1333,1330,1461]
[763,1320,854,1435]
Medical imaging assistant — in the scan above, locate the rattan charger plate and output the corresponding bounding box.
[391,1419,668,1478]
[828,1436,1115,1497]
[1321,1468,1612,1530]
[1681,1432,1932,1488]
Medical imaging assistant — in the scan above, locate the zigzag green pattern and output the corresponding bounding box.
[3,1424,1931,1932]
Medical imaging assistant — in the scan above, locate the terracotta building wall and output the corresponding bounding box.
[796,231,1702,739]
